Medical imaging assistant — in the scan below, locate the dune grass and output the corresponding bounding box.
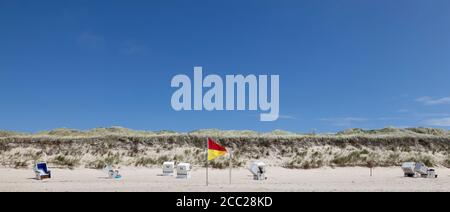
[0,127,449,169]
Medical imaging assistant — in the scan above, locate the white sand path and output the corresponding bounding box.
[1,167,449,192]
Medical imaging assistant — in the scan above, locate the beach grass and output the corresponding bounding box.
[0,127,449,169]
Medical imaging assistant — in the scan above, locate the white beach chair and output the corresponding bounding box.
[34,162,51,180]
[103,165,122,179]
[401,162,437,178]
[176,163,191,179]
[249,162,267,180]
[401,162,417,177]
[162,161,175,176]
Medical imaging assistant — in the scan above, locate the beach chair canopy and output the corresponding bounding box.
[103,165,113,173]
[163,161,175,168]
[36,163,50,174]
[250,162,266,175]
[177,163,191,171]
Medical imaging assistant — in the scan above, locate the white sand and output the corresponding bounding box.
[0,167,449,192]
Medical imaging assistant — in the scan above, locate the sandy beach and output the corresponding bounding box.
[0,167,449,192]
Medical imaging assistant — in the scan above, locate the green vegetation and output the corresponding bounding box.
[331,150,370,167]
[0,130,25,137]
[337,127,448,136]
[0,127,449,169]
[134,157,157,167]
[2,126,448,138]
[51,155,80,169]
[14,161,28,169]
[444,154,450,168]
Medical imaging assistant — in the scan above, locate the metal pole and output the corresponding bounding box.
[229,149,232,184]
[206,137,209,186]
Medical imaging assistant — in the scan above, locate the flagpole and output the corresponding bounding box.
[206,137,209,186]
[229,148,232,185]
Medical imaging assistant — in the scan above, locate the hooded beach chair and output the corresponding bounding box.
[162,161,175,176]
[401,162,438,178]
[103,165,122,179]
[176,163,191,179]
[34,162,51,180]
[249,162,267,180]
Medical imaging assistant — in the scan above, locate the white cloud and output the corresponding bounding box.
[416,96,450,105]
[246,114,296,121]
[77,31,105,49]
[121,40,147,55]
[413,112,450,118]
[277,115,296,120]
[376,117,403,121]
[424,117,450,127]
[319,117,367,127]
[248,114,296,120]
[397,109,409,113]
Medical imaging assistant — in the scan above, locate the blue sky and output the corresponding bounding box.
[1,0,450,133]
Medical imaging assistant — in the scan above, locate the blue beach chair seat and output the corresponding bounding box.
[34,162,51,180]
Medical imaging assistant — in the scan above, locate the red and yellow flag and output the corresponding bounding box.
[208,138,227,161]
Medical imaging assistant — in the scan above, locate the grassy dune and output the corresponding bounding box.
[1,127,450,169]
